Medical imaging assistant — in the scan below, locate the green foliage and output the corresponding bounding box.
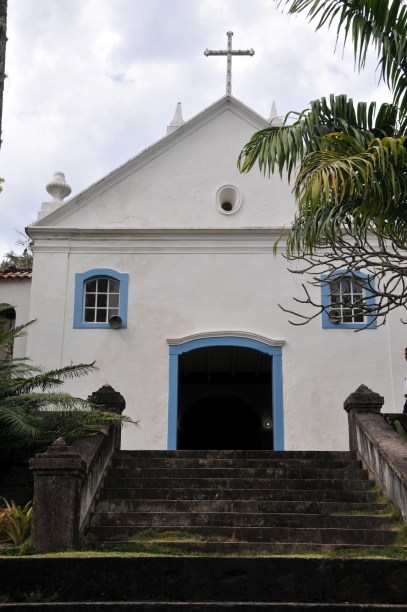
[288,132,407,256]
[239,94,406,254]
[0,307,134,462]
[0,498,32,545]
[18,536,36,556]
[0,231,33,269]
[128,529,205,542]
[394,420,407,443]
[239,95,401,180]
[239,0,407,328]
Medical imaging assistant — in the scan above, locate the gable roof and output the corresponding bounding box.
[28,95,269,229]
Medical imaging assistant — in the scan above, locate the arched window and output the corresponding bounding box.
[73,269,129,329]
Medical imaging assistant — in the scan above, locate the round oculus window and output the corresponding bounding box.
[216,185,242,215]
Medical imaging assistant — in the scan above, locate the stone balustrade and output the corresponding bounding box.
[344,384,407,522]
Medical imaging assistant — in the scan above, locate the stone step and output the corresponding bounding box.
[90,511,394,530]
[95,498,385,514]
[118,450,357,461]
[88,449,399,555]
[107,467,369,480]
[95,539,406,555]
[99,487,380,503]
[89,524,398,546]
[2,603,407,610]
[112,457,363,470]
[103,477,373,491]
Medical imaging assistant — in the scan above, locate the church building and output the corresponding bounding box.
[1,38,404,452]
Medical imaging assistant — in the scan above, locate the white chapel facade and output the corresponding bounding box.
[1,93,405,452]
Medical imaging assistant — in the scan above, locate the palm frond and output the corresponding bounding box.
[238,95,400,180]
[0,319,36,353]
[0,405,40,439]
[286,134,407,252]
[1,392,93,411]
[2,362,97,396]
[0,315,102,458]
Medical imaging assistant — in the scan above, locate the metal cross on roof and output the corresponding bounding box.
[204,31,255,95]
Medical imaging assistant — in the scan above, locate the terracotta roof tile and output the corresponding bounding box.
[0,268,32,280]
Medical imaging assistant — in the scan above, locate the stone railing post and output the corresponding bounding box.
[30,385,126,552]
[88,383,126,449]
[344,384,384,451]
[30,438,87,553]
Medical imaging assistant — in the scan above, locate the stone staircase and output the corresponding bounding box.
[2,450,407,609]
[86,449,401,553]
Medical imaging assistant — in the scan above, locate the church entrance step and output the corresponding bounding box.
[95,539,406,555]
[102,477,373,491]
[107,467,368,480]
[95,499,385,514]
[88,525,398,546]
[100,487,381,503]
[118,450,357,460]
[87,449,403,553]
[112,456,363,470]
[2,603,407,610]
[89,511,394,530]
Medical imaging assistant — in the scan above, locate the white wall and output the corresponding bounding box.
[26,238,401,451]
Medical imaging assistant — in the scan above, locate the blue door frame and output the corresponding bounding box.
[167,336,284,450]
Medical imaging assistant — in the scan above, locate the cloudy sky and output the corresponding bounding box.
[0,0,391,257]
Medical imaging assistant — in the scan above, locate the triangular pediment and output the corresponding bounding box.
[29,96,294,234]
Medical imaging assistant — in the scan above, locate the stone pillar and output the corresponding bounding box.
[30,438,87,553]
[344,384,384,451]
[88,383,126,449]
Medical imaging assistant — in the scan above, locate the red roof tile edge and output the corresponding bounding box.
[0,268,32,279]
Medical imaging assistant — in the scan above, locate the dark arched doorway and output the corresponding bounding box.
[176,345,273,450]
[168,334,284,450]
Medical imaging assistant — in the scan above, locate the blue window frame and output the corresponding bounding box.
[321,271,376,329]
[73,268,129,329]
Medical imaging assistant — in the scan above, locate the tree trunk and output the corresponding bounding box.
[0,0,8,148]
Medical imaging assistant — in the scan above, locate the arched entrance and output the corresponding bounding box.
[0,304,16,361]
[167,334,284,450]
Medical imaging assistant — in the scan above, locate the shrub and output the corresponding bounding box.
[0,307,134,463]
[0,498,32,545]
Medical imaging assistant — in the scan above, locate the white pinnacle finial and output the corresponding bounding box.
[269,101,283,126]
[37,171,72,220]
[167,102,185,135]
[46,171,72,203]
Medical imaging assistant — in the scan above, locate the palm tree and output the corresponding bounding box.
[0,308,129,461]
[238,0,407,327]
